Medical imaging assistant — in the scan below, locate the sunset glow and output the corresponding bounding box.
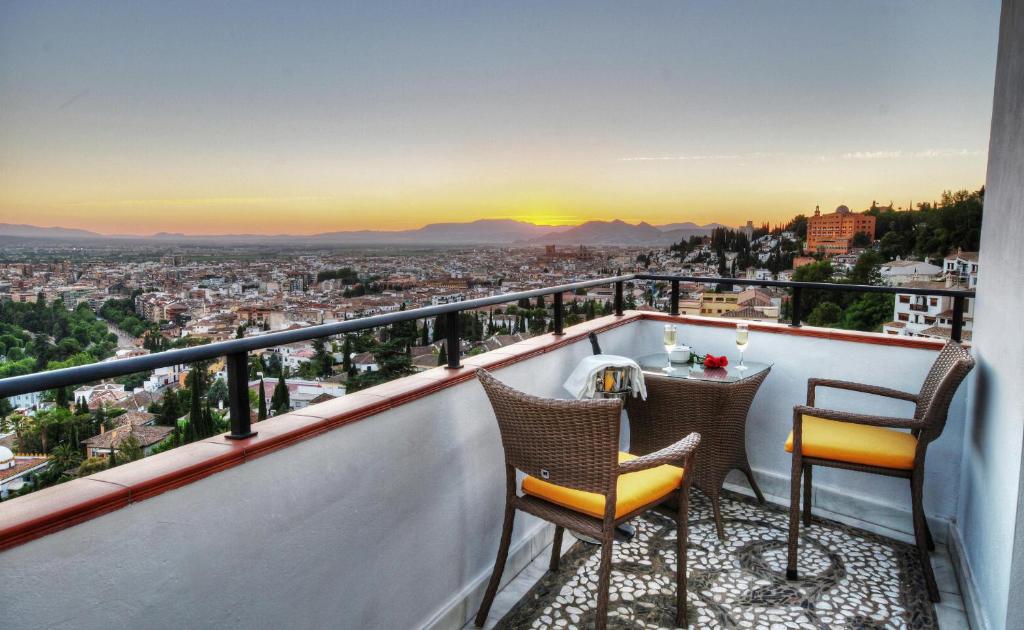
[0,2,999,235]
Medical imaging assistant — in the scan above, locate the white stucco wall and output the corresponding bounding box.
[0,323,643,630]
[957,2,1024,629]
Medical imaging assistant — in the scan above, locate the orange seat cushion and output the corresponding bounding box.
[521,452,684,519]
[785,415,917,470]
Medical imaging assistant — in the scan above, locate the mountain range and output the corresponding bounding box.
[0,219,730,246]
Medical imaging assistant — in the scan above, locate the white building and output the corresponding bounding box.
[882,279,975,342]
[431,293,465,306]
[880,259,943,286]
[943,250,979,289]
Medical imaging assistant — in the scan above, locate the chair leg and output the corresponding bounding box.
[474,503,516,627]
[549,525,564,572]
[786,454,802,580]
[710,490,726,540]
[676,489,691,627]
[802,464,813,526]
[594,528,614,630]
[741,463,766,504]
[923,514,936,552]
[911,472,940,602]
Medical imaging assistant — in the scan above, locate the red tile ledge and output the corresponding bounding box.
[89,441,244,502]
[0,478,129,552]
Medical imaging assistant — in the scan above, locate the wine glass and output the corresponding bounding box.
[663,324,677,373]
[735,323,749,371]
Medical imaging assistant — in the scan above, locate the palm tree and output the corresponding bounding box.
[48,443,82,474]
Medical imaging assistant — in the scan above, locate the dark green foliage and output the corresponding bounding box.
[99,298,156,338]
[807,302,843,327]
[347,339,416,392]
[257,378,268,420]
[270,371,290,415]
[867,189,983,259]
[0,299,115,373]
[316,267,359,284]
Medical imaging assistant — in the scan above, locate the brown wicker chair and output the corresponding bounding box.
[784,341,974,602]
[474,368,701,629]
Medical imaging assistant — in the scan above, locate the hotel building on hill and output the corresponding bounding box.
[805,205,876,255]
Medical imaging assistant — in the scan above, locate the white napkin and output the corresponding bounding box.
[563,354,647,400]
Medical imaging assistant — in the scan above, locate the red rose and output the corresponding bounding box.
[704,354,730,369]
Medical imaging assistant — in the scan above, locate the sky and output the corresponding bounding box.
[0,1,1002,235]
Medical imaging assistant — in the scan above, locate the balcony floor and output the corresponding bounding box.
[471,491,967,629]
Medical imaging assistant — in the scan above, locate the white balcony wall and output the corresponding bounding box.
[958,2,1024,628]
[1,323,642,630]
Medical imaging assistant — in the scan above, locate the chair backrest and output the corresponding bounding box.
[476,368,621,495]
[915,341,975,441]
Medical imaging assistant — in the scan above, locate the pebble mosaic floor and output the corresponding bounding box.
[494,491,937,629]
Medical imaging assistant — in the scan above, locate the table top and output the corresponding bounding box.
[635,353,772,384]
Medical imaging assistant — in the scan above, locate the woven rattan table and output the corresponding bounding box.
[625,356,771,539]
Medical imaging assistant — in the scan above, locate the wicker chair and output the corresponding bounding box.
[784,341,974,602]
[474,368,701,629]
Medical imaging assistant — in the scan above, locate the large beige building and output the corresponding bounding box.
[806,205,876,255]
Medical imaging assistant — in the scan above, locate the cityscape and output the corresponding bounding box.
[1,2,1019,630]
[0,190,983,497]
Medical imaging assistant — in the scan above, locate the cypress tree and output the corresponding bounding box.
[342,337,353,375]
[257,378,267,421]
[437,344,447,366]
[420,320,429,346]
[271,370,290,415]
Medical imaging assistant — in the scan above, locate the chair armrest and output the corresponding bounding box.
[807,378,918,406]
[618,432,701,474]
[794,404,923,430]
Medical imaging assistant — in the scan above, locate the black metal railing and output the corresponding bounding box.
[0,273,973,441]
[0,275,630,440]
[635,274,973,342]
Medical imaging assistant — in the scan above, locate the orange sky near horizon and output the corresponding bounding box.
[0,2,998,236]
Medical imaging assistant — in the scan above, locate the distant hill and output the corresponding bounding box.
[0,218,727,246]
[307,219,567,245]
[0,223,102,239]
[538,220,727,245]
[656,222,729,232]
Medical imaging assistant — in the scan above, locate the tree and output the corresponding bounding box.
[312,337,333,377]
[807,302,843,327]
[437,344,447,366]
[271,370,290,415]
[77,456,109,477]
[48,443,82,474]
[266,352,283,377]
[207,378,229,409]
[342,336,353,375]
[117,432,144,463]
[257,378,268,421]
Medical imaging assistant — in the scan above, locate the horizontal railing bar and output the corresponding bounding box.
[635,274,975,298]
[0,274,632,398]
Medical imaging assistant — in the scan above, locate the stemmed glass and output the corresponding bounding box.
[663,324,677,373]
[735,323,749,371]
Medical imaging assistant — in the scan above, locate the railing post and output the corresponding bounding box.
[670,279,680,316]
[951,295,965,343]
[553,292,564,335]
[614,281,624,316]
[790,287,802,327]
[445,311,461,369]
[226,351,257,440]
